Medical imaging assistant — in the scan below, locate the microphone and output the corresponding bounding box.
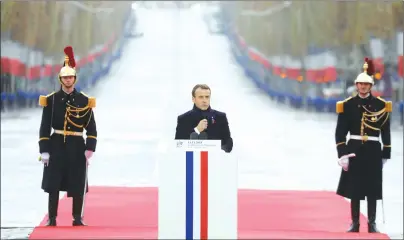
[199,132,208,140]
[190,132,199,139]
[201,111,213,124]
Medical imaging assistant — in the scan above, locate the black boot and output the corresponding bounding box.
[45,217,56,226]
[347,199,360,232]
[45,192,59,226]
[367,198,380,233]
[72,195,87,226]
[72,216,86,226]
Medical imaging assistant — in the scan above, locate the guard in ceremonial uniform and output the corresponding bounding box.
[38,46,97,226]
[335,58,391,233]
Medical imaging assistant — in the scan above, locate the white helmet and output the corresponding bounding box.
[354,72,374,85]
[354,58,375,85]
[59,65,76,77]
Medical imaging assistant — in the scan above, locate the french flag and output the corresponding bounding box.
[248,49,338,82]
[304,51,337,82]
[369,37,385,74]
[185,151,208,239]
[369,34,404,78]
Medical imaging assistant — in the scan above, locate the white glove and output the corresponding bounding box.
[338,153,356,171]
[41,152,50,167]
[382,158,388,167]
[85,150,93,165]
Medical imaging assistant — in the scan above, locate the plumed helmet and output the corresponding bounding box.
[59,46,77,84]
[354,57,375,85]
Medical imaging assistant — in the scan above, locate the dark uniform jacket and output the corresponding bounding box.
[175,105,233,153]
[38,89,97,197]
[335,94,391,200]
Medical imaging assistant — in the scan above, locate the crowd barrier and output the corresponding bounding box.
[1,9,136,112]
[225,27,404,126]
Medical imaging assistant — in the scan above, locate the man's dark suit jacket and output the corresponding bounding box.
[175,105,233,153]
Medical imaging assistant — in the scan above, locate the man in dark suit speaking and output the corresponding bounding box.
[175,84,233,153]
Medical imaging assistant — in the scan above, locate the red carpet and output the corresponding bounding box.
[29,187,157,239]
[238,189,389,239]
[29,187,390,239]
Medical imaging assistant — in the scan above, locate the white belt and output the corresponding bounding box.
[350,135,379,142]
[53,129,83,136]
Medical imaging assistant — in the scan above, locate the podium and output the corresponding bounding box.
[158,140,238,239]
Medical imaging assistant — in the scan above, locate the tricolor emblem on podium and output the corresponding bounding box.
[158,140,238,239]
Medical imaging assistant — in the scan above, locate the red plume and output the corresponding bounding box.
[364,57,375,76]
[64,46,76,68]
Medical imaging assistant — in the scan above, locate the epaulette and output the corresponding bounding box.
[81,91,96,108]
[336,97,352,113]
[377,96,392,112]
[38,92,55,107]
